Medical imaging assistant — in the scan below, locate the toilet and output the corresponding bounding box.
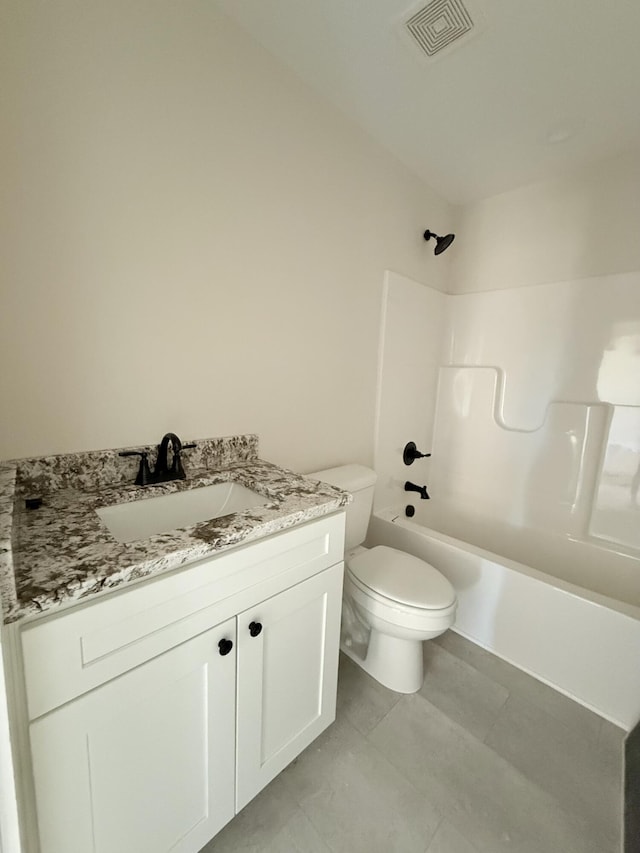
[307,464,457,693]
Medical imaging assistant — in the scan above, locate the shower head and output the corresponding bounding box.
[423,229,455,255]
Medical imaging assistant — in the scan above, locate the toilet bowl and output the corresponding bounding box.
[306,464,457,694]
[343,545,456,692]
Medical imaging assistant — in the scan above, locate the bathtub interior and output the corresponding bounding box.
[400,501,640,611]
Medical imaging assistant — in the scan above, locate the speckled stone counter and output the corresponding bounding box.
[0,435,348,624]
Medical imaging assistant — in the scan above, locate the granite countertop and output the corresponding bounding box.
[0,435,349,625]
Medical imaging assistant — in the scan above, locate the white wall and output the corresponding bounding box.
[451,149,640,294]
[0,0,452,471]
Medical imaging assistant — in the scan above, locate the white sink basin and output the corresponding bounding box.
[96,482,270,543]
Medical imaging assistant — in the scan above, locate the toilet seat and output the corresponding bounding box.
[347,545,455,611]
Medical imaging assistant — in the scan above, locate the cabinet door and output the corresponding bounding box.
[236,562,343,810]
[30,620,237,853]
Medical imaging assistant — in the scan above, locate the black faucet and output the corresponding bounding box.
[155,432,197,482]
[119,433,196,486]
[405,481,430,500]
[156,432,183,480]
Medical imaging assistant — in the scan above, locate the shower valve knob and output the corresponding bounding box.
[403,442,431,466]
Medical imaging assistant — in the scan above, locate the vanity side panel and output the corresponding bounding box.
[0,630,23,853]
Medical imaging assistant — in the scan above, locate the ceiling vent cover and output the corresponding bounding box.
[405,0,474,57]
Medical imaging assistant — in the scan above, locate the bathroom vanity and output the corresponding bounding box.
[0,435,348,853]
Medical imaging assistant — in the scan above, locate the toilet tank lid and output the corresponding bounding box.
[305,464,376,492]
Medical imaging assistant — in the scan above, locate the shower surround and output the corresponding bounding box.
[437,272,640,560]
[373,270,640,727]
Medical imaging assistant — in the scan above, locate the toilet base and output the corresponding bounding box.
[341,629,424,693]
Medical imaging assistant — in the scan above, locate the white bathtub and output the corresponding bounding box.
[368,506,640,730]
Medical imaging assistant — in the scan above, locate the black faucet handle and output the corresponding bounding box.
[173,455,186,479]
[403,442,432,466]
[171,443,195,480]
[119,450,152,486]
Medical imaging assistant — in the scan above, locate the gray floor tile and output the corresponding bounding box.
[485,693,621,849]
[203,632,623,853]
[200,773,297,852]
[369,693,611,853]
[261,810,332,853]
[280,713,442,853]
[426,820,479,853]
[421,642,509,740]
[434,631,603,743]
[336,652,402,735]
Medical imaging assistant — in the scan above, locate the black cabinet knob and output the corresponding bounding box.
[218,638,233,656]
[249,621,263,638]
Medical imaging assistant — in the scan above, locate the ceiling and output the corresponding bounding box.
[215,0,640,204]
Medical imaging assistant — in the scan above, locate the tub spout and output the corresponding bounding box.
[405,481,430,500]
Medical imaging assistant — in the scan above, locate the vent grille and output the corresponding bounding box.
[405,0,474,57]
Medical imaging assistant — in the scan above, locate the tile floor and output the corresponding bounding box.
[203,631,625,853]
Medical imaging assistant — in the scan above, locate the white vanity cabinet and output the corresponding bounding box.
[17,513,345,853]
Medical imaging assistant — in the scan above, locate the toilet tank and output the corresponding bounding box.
[306,464,377,550]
